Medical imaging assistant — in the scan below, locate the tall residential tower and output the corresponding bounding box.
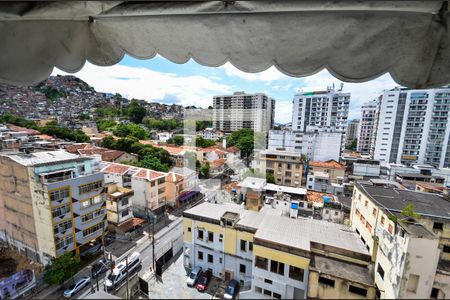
[357,100,378,154]
[213,92,275,132]
[373,86,450,168]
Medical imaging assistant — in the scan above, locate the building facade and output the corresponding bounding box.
[373,86,450,168]
[0,150,106,265]
[253,150,304,188]
[357,100,377,154]
[105,183,134,233]
[183,202,376,299]
[346,119,360,142]
[213,92,275,132]
[291,87,350,150]
[351,183,450,299]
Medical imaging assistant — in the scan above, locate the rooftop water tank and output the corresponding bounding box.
[322,196,332,204]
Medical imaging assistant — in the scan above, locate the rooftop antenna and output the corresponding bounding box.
[339,83,344,91]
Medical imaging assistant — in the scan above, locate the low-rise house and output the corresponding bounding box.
[105,183,134,233]
[165,172,186,208]
[202,128,223,141]
[169,166,199,192]
[101,163,167,218]
[239,177,267,211]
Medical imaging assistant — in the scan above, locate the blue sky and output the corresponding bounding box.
[53,54,399,124]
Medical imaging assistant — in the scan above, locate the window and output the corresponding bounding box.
[255,286,262,294]
[263,289,271,296]
[249,241,253,251]
[240,240,247,252]
[79,181,102,194]
[334,211,339,216]
[355,209,361,217]
[318,276,335,287]
[407,274,419,293]
[219,234,223,242]
[81,195,103,209]
[255,256,268,270]
[198,230,204,240]
[83,222,103,237]
[208,231,214,242]
[289,266,304,281]
[366,222,373,233]
[349,285,368,297]
[433,222,444,230]
[55,235,74,250]
[443,245,450,253]
[188,227,191,232]
[239,264,246,274]
[81,209,104,223]
[373,208,377,216]
[52,204,71,218]
[54,220,72,234]
[50,188,70,202]
[270,260,284,275]
[381,216,385,225]
[198,251,203,260]
[121,209,129,218]
[208,254,213,263]
[219,257,223,263]
[377,264,385,280]
[273,292,281,299]
[264,278,272,284]
[431,288,440,299]
[388,224,394,234]
[121,198,129,206]
[365,200,368,208]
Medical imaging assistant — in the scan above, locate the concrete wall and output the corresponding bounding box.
[307,271,376,299]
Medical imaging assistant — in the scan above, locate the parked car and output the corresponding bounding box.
[196,270,212,292]
[186,266,202,287]
[91,258,111,278]
[63,277,91,298]
[224,279,239,299]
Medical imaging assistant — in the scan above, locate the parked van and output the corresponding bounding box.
[105,252,141,290]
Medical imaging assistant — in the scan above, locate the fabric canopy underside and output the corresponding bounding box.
[0,1,448,88]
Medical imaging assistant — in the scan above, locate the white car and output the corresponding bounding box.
[186,266,202,287]
[63,276,91,298]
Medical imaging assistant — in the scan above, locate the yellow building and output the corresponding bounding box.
[183,202,375,298]
[253,150,304,188]
[351,183,450,299]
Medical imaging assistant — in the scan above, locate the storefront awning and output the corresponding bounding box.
[0,1,449,88]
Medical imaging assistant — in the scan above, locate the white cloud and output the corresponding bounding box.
[51,62,232,108]
[274,101,293,124]
[221,63,288,82]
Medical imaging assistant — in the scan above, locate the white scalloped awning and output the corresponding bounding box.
[0,1,449,88]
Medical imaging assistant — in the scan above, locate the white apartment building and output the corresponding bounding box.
[213,92,275,132]
[373,86,450,168]
[357,100,378,154]
[267,127,341,162]
[291,87,350,150]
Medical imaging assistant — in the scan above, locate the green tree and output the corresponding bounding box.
[346,139,358,151]
[113,123,148,139]
[226,129,258,158]
[101,135,116,149]
[195,136,216,148]
[126,99,147,124]
[96,119,117,132]
[167,135,184,146]
[78,113,90,121]
[143,118,182,131]
[40,123,90,143]
[401,203,421,219]
[44,252,81,285]
[195,120,213,131]
[138,156,169,172]
[199,162,210,178]
[115,136,139,153]
[266,173,275,184]
[0,113,39,129]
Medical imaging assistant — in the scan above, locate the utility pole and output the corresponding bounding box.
[125,255,129,300]
[152,220,155,271]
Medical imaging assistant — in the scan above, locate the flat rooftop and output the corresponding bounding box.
[185,202,368,255]
[1,150,86,166]
[239,176,267,190]
[357,183,450,220]
[259,149,303,157]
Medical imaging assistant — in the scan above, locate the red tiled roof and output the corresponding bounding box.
[102,163,131,175]
[78,147,125,162]
[65,143,90,154]
[226,146,240,153]
[166,172,184,183]
[306,191,334,203]
[210,158,226,168]
[8,125,40,135]
[117,218,147,233]
[309,160,345,169]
